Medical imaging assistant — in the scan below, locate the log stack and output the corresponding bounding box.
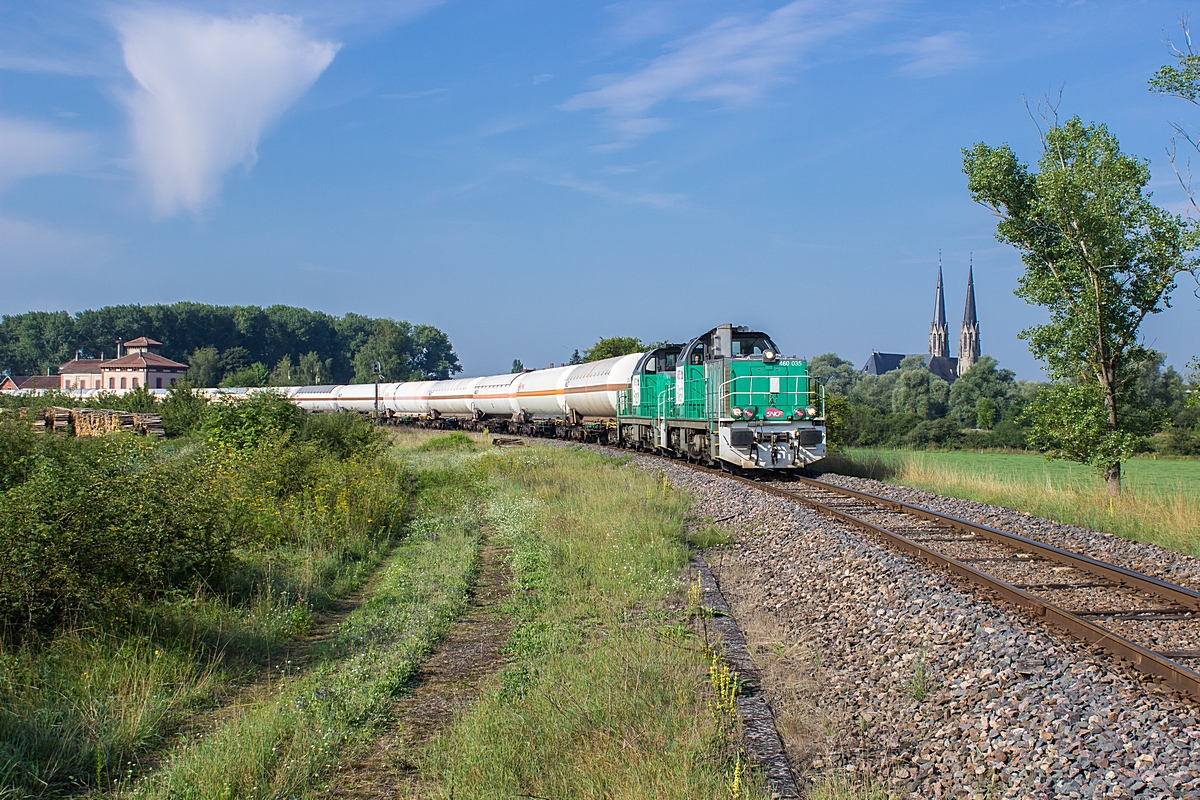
[71,408,131,437]
[132,413,166,438]
[46,407,73,433]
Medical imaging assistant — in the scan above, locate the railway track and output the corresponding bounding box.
[699,467,1200,700]
[513,436,1200,700]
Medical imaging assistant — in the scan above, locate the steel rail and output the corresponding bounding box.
[788,476,1200,611]
[710,471,1200,699]
[497,437,1200,698]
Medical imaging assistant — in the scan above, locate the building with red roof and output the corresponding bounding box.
[98,337,189,391]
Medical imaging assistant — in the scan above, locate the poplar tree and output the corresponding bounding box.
[963,114,1197,494]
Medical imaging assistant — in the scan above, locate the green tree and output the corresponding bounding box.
[511,359,524,373]
[160,383,209,437]
[581,336,644,362]
[187,346,222,388]
[353,319,411,383]
[807,353,862,396]
[296,351,332,385]
[220,347,252,375]
[568,349,583,365]
[890,359,949,420]
[822,393,849,449]
[220,363,270,388]
[269,355,296,386]
[975,397,997,430]
[963,114,1198,494]
[947,355,1016,427]
[409,324,463,379]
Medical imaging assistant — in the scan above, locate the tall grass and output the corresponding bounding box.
[0,410,410,798]
[825,451,1200,557]
[116,431,487,800]
[423,444,769,799]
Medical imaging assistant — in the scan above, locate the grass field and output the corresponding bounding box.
[2,426,769,799]
[817,449,1200,557]
[419,435,767,799]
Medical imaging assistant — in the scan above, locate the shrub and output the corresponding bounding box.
[160,383,210,437]
[418,431,476,451]
[300,411,385,460]
[0,436,240,631]
[202,391,304,450]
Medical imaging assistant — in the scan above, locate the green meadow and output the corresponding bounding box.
[818,449,1200,557]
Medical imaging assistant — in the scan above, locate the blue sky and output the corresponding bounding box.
[2,0,1199,379]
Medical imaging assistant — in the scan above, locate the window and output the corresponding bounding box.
[132,378,139,388]
[731,336,778,356]
[156,377,162,388]
[120,377,126,389]
[109,377,114,389]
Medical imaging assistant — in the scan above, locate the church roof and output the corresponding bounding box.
[925,355,959,383]
[963,263,977,326]
[933,262,947,327]
[862,351,906,375]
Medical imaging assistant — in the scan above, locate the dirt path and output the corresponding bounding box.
[321,542,514,799]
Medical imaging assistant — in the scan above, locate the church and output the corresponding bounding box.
[862,259,980,383]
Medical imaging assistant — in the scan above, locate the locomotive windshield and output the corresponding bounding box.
[643,348,680,373]
[731,335,777,356]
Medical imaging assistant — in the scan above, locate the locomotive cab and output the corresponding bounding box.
[619,323,825,470]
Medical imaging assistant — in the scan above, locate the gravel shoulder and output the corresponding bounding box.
[631,455,1200,799]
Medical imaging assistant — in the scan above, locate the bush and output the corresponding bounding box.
[903,417,962,449]
[202,391,305,450]
[418,431,477,451]
[160,382,210,437]
[300,411,385,460]
[0,436,239,631]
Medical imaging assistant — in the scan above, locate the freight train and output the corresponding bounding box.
[289,323,826,471]
[3,324,826,471]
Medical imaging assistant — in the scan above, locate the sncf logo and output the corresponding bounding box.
[764,407,785,419]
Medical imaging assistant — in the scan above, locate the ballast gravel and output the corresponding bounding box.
[626,456,1200,800]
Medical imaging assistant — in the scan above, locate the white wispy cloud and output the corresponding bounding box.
[0,117,93,187]
[887,31,976,78]
[541,173,686,210]
[563,1,879,143]
[116,8,339,215]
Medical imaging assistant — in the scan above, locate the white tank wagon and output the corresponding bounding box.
[287,353,642,422]
[2,323,826,471]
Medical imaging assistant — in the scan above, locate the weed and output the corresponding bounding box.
[688,522,735,549]
[906,650,934,702]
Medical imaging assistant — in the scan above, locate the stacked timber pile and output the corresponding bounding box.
[17,406,164,438]
[46,407,73,433]
[132,413,165,438]
[71,408,133,437]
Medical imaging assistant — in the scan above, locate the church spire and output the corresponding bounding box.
[958,255,980,376]
[928,252,949,359]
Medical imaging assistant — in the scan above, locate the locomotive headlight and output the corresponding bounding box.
[762,349,777,363]
[806,405,819,418]
[731,406,743,418]
[743,406,757,419]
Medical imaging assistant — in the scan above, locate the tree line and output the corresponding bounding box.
[0,303,462,386]
[809,351,1197,457]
